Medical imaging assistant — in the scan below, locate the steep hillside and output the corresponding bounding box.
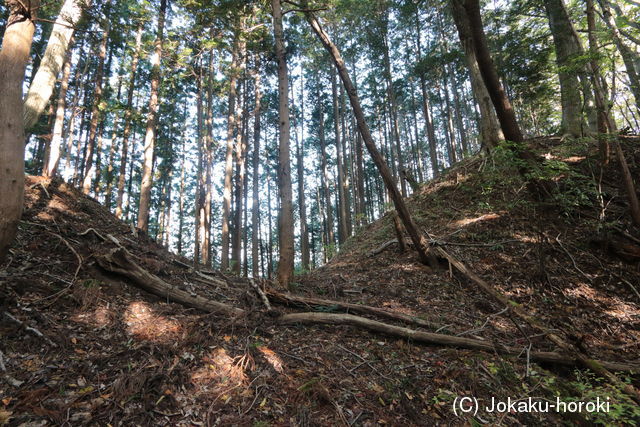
[2,137,640,426]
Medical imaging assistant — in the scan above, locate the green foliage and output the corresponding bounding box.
[529,369,640,425]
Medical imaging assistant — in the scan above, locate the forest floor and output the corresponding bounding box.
[2,136,640,426]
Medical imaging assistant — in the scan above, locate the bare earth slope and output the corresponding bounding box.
[1,137,639,425]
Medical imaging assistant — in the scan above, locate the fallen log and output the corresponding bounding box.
[279,312,640,372]
[432,245,640,403]
[96,247,244,317]
[368,239,400,257]
[267,290,438,330]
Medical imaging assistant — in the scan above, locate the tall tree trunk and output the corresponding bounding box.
[81,10,110,194]
[43,43,73,177]
[304,10,439,269]
[587,0,614,163]
[251,58,262,277]
[221,34,241,271]
[103,72,123,207]
[194,61,204,264]
[454,0,523,143]
[295,67,310,271]
[0,0,39,262]
[414,10,440,177]
[318,98,335,250]
[544,0,587,137]
[441,73,459,165]
[354,128,366,227]
[23,0,87,131]
[379,19,407,197]
[177,117,186,256]
[204,48,216,266]
[272,0,295,286]
[332,71,349,244]
[115,24,143,219]
[137,0,167,232]
[232,77,248,274]
[450,0,503,150]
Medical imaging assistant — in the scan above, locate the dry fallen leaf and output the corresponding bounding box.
[0,410,12,426]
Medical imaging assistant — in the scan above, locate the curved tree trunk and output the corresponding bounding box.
[0,0,39,262]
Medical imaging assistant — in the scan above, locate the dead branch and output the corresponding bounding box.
[368,239,399,257]
[3,311,57,347]
[432,245,640,403]
[95,247,244,317]
[194,270,228,288]
[0,350,6,372]
[267,290,438,330]
[250,280,273,311]
[279,312,640,372]
[47,231,82,282]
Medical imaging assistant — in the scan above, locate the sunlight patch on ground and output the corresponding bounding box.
[123,301,181,342]
[190,348,250,400]
[71,305,116,328]
[449,213,502,228]
[418,174,470,196]
[562,283,640,321]
[257,346,284,373]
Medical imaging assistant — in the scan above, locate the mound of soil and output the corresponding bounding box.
[2,137,639,425]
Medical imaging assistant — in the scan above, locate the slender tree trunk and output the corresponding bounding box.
[332,72,349,243]
[43,44,73,177]
[587,0,614,163]
[318,98,335,249]
[414,11,439,177]
[221,35,240,271]
[295,67,310,271]
[272,0,295,286]
[304,10,439,269]
[137,0,167,232]
[115,24,143,219]
[267,161,274,279]
[442,73,459,165]
[177,124,186,256]
[0,0,39,262]
[81,11,110,194]
[251,58,262,277]
[355,129,366,227]
[194,61,204,264]
[232,78,248,274]
[452,83,470,156]
[204,48,216,266]
[23,0,87,131]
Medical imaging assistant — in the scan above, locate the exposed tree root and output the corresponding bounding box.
[95,247,244,317]
[268,290,440,330]
[279,312,640,372]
